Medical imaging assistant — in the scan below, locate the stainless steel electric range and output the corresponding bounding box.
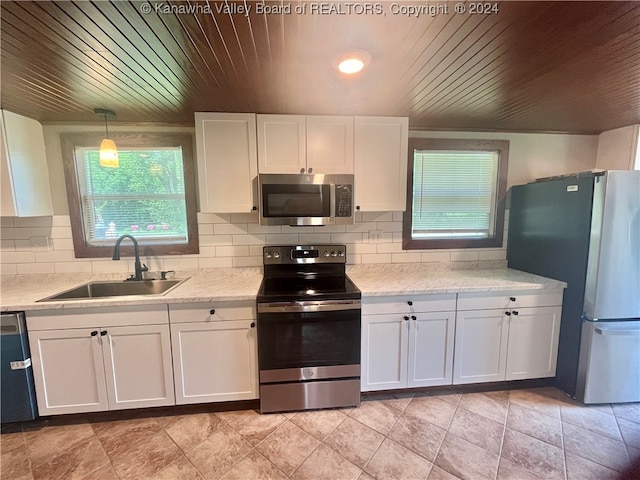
[256,245,361,413]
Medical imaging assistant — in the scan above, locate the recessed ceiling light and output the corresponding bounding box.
[333,50,371,75]
[338,58,365,74]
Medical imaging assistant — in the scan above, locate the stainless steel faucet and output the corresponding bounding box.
[112,235,148,281]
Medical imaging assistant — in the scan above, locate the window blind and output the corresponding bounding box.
[411,150,499,239]
[77,147,189,246]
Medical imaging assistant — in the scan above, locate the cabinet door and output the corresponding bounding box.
[257,114,306,173]
[306,116,354,174]
[453,310,509,384]
[195,112,257,212]
[506,306,562,380]
[171,320,258,404]
[1,110,53,216]
[101,325,175,410]
[354,116,408,211]
[361,314,408,391]
[29,329,108,416]
[408,311,455,387]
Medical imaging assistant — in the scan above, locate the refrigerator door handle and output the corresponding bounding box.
[594,326,640,336]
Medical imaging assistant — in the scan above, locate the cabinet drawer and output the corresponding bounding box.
[169,301,255,323]
[457,289,563,311]
[362,294,456,315]
[26,304,169,330]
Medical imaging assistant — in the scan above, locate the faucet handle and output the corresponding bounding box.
[160,270,175,280]
[141,263,149,272]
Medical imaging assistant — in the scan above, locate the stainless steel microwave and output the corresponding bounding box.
[258,174,354,226]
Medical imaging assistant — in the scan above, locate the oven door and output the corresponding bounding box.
[257,301,361,381]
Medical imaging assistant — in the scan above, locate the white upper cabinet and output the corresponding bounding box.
[306,116,354,174]
[195,112,258,213]
[257,114,354,174]
[1,110,53,217]
[354,116,408,212]
[257,115,306,173]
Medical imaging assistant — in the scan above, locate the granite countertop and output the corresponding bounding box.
[0,267,264,312]
[346,263,567,297]
[0,264,566,312]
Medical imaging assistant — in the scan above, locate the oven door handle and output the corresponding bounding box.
[257,300,361,313]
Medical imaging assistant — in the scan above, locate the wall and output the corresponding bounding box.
[0,126,598,276]
[595,125,639,171]
[409,130,598,187]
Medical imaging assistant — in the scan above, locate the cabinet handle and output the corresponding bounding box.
[252,206,257,211]
[251,322,256,328]
[308,167,313,173]
[91,331,98,336]
[505,311,512,316]
[510,297,516,302]
[512,311,519,316]
[356,206,361,210]
[100,330,108,336]
[407,301,413,306]
[411,315,417,320]
[403,316,409,321]
[300,168,305,174]
[209,309,215,315]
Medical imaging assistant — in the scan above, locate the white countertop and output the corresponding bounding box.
[346,264,566,297]
[0,264,565,312]
[0,268,264,312]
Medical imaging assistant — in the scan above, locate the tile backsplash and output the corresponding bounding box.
[0,211,508,276]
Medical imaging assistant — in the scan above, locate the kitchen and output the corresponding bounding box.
[1,1,640,479]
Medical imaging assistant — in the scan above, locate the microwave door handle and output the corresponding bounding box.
[330,183,336,219]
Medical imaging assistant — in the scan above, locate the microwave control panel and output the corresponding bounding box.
[336,185,353,217]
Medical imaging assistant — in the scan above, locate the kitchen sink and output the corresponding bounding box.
[37,279,186,302]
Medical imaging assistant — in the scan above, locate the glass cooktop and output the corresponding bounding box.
[257,274,361,303]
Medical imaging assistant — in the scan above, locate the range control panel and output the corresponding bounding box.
[263,245,346,265]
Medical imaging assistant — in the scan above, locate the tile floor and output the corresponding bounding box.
[2,387,639,480]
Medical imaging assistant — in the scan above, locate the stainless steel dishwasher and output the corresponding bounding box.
[1,312,38,423]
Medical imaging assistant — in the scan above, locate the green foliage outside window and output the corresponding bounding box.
[79,147,188,244]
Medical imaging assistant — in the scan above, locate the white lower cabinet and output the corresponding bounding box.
[361,313,407,390]
[453,290,563,384]
[453,309,508,384]
[102,325,175,410]
[408,311,456,387]
[169,302,258,404]
[27,305,175,416]
[361,294,456,391]
[28,328,109,415]
[505,306,562,380]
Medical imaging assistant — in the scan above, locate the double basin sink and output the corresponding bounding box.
[37,279,186,302]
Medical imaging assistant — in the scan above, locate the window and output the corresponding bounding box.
[62,132,199,258]
[403,138,509,250]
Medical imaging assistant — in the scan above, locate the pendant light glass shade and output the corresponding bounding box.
[99,138,119,168]
[94,108,119,168]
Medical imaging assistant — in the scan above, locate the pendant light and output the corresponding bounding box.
[94,108,119,168]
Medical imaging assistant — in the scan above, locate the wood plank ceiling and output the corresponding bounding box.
[1,1,638,133]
